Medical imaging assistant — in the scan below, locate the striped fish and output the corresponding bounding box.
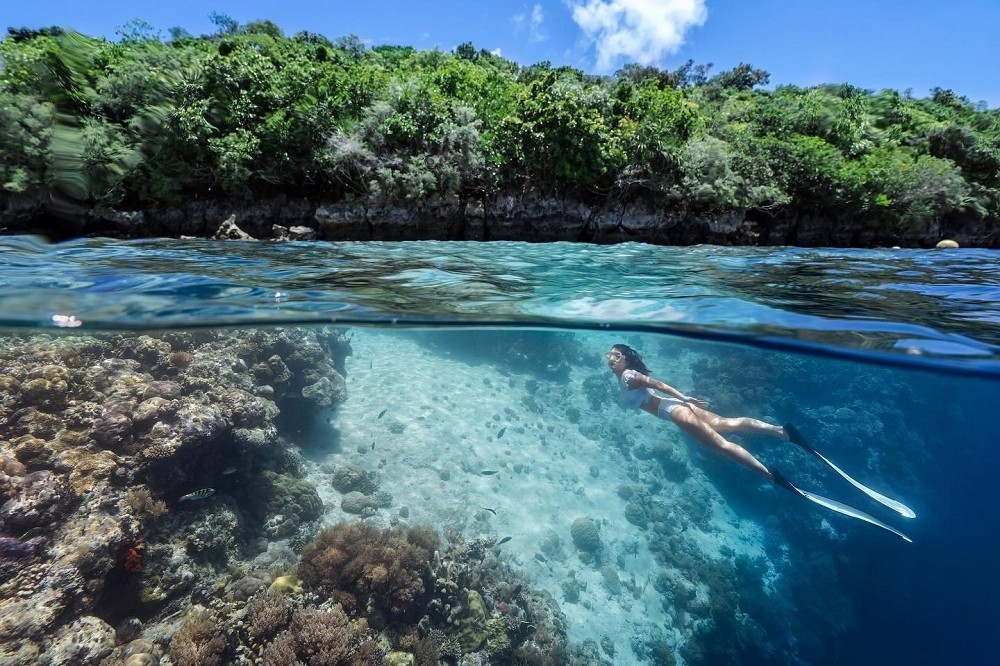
[179,488,215,502]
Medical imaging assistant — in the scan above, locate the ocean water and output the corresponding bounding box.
[0,237,998,666]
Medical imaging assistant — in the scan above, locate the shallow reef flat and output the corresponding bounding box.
[312,330,788,666]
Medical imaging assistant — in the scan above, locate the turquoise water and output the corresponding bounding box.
[0,237,997,665]
[2,237,998,368]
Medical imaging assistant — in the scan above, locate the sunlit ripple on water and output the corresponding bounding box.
[1,236,998,372]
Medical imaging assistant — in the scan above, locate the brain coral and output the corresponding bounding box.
[570,517,602,553]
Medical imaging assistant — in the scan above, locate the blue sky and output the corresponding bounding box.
[6,1,999,107]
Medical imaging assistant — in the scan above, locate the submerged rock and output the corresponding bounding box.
[330,463,380,494]
[0,470,76,532]
[47,615,117,665]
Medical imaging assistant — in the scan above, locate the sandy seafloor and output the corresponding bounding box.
[301,330,780,664]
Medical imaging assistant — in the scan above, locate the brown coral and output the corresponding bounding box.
[299,522,440,621]
[121,486,168,520]
[169,610,228,666]
[245,591,293,642]
[260,604,377,666]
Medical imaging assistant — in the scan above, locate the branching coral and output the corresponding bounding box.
[259,604,379,666]
[169,610,228,666]
[0,329,358,666]
[121,486,168,521]
[298,522,439,621]
[245,591,293,642]
[116,519,576,666]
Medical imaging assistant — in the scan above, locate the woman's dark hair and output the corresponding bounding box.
[612,344,651,374]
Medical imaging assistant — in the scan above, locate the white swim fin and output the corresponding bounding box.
[771,469,912,543]
[784,424,916,519]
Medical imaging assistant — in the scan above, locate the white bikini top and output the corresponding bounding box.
[619,369,654,410]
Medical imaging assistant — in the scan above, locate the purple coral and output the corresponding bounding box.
[0,535,42,561]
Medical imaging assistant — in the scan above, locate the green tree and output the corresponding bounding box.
[2,21,998,238]
[0,92,52,194]
[209,12,240,36]
[609,78,701,195]
[496,69,614,192]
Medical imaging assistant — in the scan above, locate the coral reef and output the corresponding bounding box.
[168,609,227,666]
[617,485,674,530]
[293,522,582,663]
[299,522,437,621]
[0,470,77,531]
[0,325,872,666]
[569,517,603,559]
[92,519,589,666]
[246,470,325,538]
[325,462,392,518]
[244,591,293,640]
[0,328,350,665]
[454,589,488,651]
[259,603,380,666]
[340,489,393,515]
[330,462,381,494]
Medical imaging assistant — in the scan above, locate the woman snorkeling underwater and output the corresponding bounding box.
[605,343,915,541]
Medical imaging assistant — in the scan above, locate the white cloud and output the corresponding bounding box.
[531,5,547,42]
[514,4,548,43]
[568,0,708,71]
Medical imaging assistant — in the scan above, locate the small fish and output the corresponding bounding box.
[369,360,373,369]
[377,409,388,419]
[480,470,500,476]
[481,507,497,516]
[371,441,376,450]
[19,527,46,541]
[179,488,215,502]
[497,426,507,439]
[222,466,238,475]
[497,536,512,545]
[533,552,548,563]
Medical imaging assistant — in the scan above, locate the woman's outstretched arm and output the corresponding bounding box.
[623,370,709,408]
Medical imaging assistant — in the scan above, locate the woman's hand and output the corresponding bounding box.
[683,396,709,408]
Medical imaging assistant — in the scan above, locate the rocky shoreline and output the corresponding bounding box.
[3,193,996,247]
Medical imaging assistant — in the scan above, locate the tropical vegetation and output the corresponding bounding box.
[2,18,999,236]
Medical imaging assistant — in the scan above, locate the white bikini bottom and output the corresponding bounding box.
[657,396,687,419]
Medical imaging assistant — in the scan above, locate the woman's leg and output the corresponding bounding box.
[669,406,774,481]
[685,404,787,439]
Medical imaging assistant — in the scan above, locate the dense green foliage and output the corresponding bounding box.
[2,22,999,234]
